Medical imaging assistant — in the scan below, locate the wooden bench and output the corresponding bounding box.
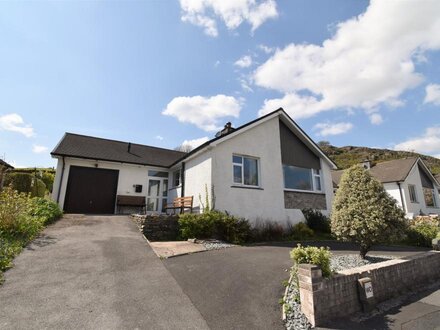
[116,195,146,214]
[164,196,193,214]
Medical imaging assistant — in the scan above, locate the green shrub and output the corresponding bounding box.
[250,220,285,242]
[290,244,332,277]
[41,172,55,193]
[406,217,439,247]
[302,208,331,233]
[178,211,251,244]
[290,222,314,240]
[0,238,21,272]
[331,165,406,258]
[4,173,46,197]
[29,198,63,225]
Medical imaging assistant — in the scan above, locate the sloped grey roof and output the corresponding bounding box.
[51,133,186,168]
[0,159,13,169]
[332,157,419,186]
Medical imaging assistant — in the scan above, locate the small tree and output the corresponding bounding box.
[331,165,406,258]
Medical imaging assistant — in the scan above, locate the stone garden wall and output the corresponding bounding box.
[132,214,179,241]
[298,251,440,327]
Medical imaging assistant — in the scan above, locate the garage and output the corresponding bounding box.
[64,166,119,214]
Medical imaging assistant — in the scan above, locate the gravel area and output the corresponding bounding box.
[330,254,394,272]
[284,254,395,330]
[201,239,235,251]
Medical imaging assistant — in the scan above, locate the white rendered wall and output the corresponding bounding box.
[183,151,212,213]
[51,157,170,212]
[403,164,440,217]
[185,116,334,225]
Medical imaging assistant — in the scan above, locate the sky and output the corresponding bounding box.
[1,0,440,168]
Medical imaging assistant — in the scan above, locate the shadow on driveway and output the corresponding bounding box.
[163,242,429,330]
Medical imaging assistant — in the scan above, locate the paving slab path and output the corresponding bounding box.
[0,215,209,330]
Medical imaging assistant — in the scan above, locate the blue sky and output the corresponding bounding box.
[1,0,439,168]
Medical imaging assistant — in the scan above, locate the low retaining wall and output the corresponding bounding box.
[298,251,440,327]
[132,214,179,241]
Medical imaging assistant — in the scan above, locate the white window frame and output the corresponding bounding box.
[283,165,323,193]
[408,184,418,203]
[172,169,181,188]
[232,154,260,188]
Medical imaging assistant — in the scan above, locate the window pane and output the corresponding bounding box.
[173,170,180,187]
[148,170,168,178]
[314,176,321,191]
[161,198,168,213]
[283,165,312,190]
[233,155,242,164]
[233,165,242,183]
[163,180,168,197]
[423,188,435,207]
[146,198,158,211]
[148,179,160,197]
[244,158,258,186]
[409,185,417,203]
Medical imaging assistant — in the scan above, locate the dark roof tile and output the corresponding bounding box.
[51,133,186,168]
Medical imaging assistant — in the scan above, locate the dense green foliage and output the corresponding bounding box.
[406,216,440,247]
[0,187,62,281]
[4,173,46,197]
[290,223,314,240]
[178,211,251,244]
[302,208,331,233]
[319,143,440,175]
[331,166,407,258]
[290,244,332,277]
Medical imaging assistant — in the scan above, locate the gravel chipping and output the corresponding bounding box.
[284,254,395,330]
[201,239,235,250]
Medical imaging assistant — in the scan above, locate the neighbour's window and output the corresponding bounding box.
[148,170,168,178]
[232,155,259,186]
[423,188,438,208]
[173,170,181,187]
[283,165,322,192]
[408,184,418,203]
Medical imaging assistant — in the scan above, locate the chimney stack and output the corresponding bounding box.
[215,122,235,137]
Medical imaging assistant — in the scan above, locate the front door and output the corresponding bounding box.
[146,178,168,213]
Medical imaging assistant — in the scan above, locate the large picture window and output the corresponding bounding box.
[283,165,322,192]
[233,155,259,187]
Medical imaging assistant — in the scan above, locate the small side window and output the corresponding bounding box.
[408,184,418,203]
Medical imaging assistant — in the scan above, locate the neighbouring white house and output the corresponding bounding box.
[51,108,337,225]
[332,158,440,218]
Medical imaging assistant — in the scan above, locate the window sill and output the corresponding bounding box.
[284,189,325,195]
[231,185,263,190]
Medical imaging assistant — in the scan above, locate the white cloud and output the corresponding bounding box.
[394,126,440,155]
[155,135,164,141]
[234,55,253,68]
[181,136,210,150]
[214,60,220,67]
[32,145,48,154]
[163,95,242,131]
[0,113,34,137]
[369,113,383,125]
[179,0,278,37]
[424,84,440,105]
[255,0,440,120]
[313,122,353,136]
[258,44,274,54]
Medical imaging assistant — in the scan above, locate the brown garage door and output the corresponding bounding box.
[64,166,119,214]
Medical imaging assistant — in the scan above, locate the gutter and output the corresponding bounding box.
[56,156,65,204]
[397,182,406,213]
[181,161,185,197]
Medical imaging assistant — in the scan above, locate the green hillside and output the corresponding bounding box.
[319,143,440,175]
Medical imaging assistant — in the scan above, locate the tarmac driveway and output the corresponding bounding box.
[163,241,429,330]
[0,215,208,330]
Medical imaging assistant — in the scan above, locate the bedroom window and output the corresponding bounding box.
[232,155,259,187]
[408,184,418,203]
[283,165,322,192]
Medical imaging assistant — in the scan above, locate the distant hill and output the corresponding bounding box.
[319,143,440,175]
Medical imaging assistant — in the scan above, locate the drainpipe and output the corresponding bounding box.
[56,156,65,204]
[397,182,406,214]
[181,162,185,197]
